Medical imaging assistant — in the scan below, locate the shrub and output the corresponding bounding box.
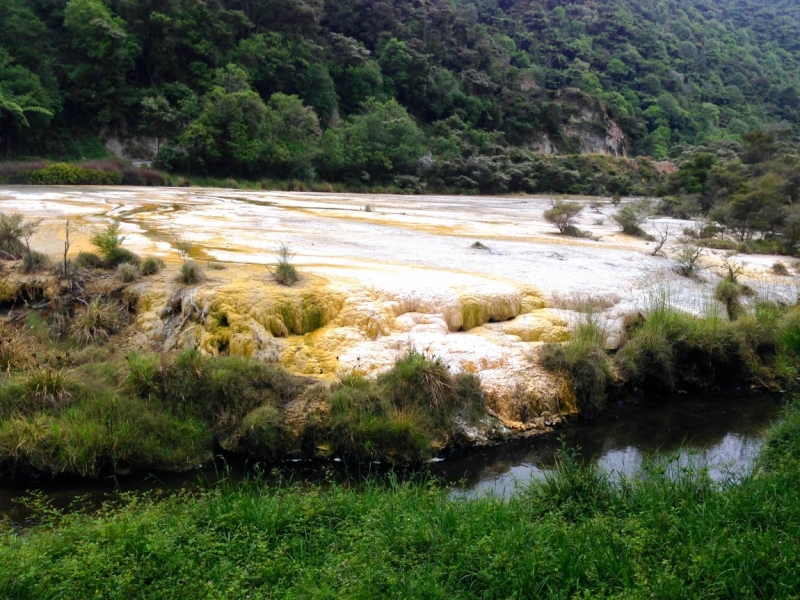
[676,244,704,277]
[2,163,123,185]
[140,169,166,186]
[141,256,165,275]
[772,262,790,276]
[21,250,49,273]
[471,241,489,250]
[74,252,103,269]
[179,260,204,284]
[697,238,737,250]
[70,299,125,345]
[540,317,614,413]
[612,200,652,237]
[0,212,40,258]
[91,221,141,267]
[543,201,584,234]
[116,262,141,283]
[272,244,299,286]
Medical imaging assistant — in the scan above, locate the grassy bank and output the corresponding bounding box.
[0,327,485,475]
[542,294,800,413]
[1,400,798,598]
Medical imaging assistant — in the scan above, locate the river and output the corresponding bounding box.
[0,392,783,528]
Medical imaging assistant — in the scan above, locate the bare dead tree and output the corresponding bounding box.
[650,224,670,256]
[62,220,71,278]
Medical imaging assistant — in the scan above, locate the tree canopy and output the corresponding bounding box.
[1,0,799,186]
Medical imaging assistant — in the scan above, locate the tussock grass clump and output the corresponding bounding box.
[70,299,125,345]
[179,260,205,284]
[23,366,72,410]
[116,262,141,283]
[541,317,615,413]
[715,278,749,320]
[0,325,33,372]
[140,256,164,275]
[122,350,307,445]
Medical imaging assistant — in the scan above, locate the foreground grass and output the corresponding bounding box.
[1,402,799,599]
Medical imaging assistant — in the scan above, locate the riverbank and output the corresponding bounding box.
[2,400,799,598]
[2,186,800,476]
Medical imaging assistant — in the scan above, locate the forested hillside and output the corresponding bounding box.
[1,0,799,191]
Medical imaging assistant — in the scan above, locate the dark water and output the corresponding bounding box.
[0,393,784,527]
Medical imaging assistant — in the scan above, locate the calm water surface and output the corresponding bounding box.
[0,393,784,527]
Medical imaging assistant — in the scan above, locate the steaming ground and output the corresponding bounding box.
[2,185,796,428]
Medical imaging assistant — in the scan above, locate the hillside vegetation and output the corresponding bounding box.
[1,0,799,192]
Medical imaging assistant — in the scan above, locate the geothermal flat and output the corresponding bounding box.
[1,186,794,428]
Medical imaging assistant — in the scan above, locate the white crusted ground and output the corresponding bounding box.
[2,185,797,425]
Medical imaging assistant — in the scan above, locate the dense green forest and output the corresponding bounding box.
[1,0,799,191]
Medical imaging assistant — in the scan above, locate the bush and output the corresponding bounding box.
[543,201,584,234]
[141,256,165,275]
[70,299,125,345]
[1,163,123,185]
[21,251,49,273]
[272,244,299,286]
[74,252,103,269]
[91,220,141,267]
[697,238,737,250]
[773,262,790,276]
[676,244,704,277]
[116,262,141,283]
[612,200,653,237]
[90,220,141,267]
[179,260,205,284]
[0,213,40,258]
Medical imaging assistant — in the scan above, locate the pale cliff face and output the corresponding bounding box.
[1,185,795,428]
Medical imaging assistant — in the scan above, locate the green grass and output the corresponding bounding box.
[328,351,485,462]
[1,400,800,598]
[544,300,800,411]
[540,315,615,412]
[0,335,488,475]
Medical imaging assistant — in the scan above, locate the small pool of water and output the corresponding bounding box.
[0,393,784,527]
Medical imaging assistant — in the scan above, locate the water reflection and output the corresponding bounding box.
[437,393,782,498]
[0,393,783,525]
